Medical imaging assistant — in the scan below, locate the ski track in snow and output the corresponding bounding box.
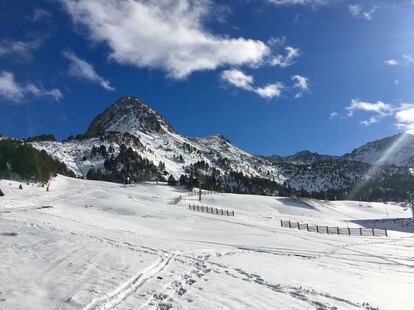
[82,253,176,310]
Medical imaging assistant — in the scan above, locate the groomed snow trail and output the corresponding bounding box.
[82,253,176,310]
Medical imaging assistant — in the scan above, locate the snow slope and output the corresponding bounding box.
[343,133,414,166]
[1,175,413,310]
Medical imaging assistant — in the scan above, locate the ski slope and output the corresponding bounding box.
[0,175,413,310]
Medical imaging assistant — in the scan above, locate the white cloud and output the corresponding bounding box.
[267,0,328,6]
[346,99,394,117]
[329,112,338,119]
[0,39,42,62]
[220,69,253,90]
[255,83,284,99]
[0,71,62,102]
[403,54,414,64]
[384,58,399,66]
[346,99,394,126]
[341,99,414,132]
[270,46,300,68]
[63,50,115,91]
[395,104,414,134]
[61,0,270,79]
[292,74,309,98]
[220,69,283,99]
[360,116,380,126]
[348,4,376,20]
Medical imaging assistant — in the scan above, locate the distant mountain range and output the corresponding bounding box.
[3,96,414,201]
[265,134,414,167]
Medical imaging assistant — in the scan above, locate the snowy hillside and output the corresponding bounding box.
[0,175,413,310]
[342,133,414,166]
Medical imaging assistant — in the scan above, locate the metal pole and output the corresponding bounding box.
[198,179,202,201]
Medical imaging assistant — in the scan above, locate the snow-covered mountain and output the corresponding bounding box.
[342,133,414,166]
[29,96,413,197]
[266,151,337,165]
[32,96,286,184]
[85,97,174,137]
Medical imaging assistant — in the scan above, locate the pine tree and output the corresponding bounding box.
[168,175,177,185]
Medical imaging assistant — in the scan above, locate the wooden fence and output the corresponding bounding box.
[188,189,217,196]
[188,204,235,216]
[280,220,388,237]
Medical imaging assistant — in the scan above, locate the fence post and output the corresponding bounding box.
[337,227,339,234]
[348,227,351,235]
[226,210,229,216]
[289,221,292,228]
[280,220,283,227]
[297,222,300,230]
[306,224,309,231]
[385,229,388,237]
[316,225,319,233]
[371,227,374,236]
[359,227,362,236]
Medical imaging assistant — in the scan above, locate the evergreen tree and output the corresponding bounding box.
[168,175,177,185]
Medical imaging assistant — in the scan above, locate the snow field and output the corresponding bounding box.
[1,175,413,310]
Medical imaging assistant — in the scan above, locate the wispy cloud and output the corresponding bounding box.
[402,54,414,64]
[0,71,62,103]
[348,4,376,20]
[27,8,52,22]
[338,98,414,133]
[292,74,309,98]
[0,38,42,62]
[270,46,300,68]
[384,59,399,66]
[63,50,115,91]
[61,0,271,79]
[346,99,394,126]
[220,69,283,99]
[267,0,328,6]
[329,112,338,119]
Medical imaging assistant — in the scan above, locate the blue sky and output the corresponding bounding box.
[1,0,414,156]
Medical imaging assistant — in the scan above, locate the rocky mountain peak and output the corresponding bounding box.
[342,133,414,166]
[85,96,174,137]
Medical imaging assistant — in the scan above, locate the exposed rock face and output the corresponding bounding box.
[86,96,174,137]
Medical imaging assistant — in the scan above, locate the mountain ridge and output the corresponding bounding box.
[4,96,414,200]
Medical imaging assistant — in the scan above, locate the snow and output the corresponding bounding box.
[1,175,413,310]
[343,133,414,167]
